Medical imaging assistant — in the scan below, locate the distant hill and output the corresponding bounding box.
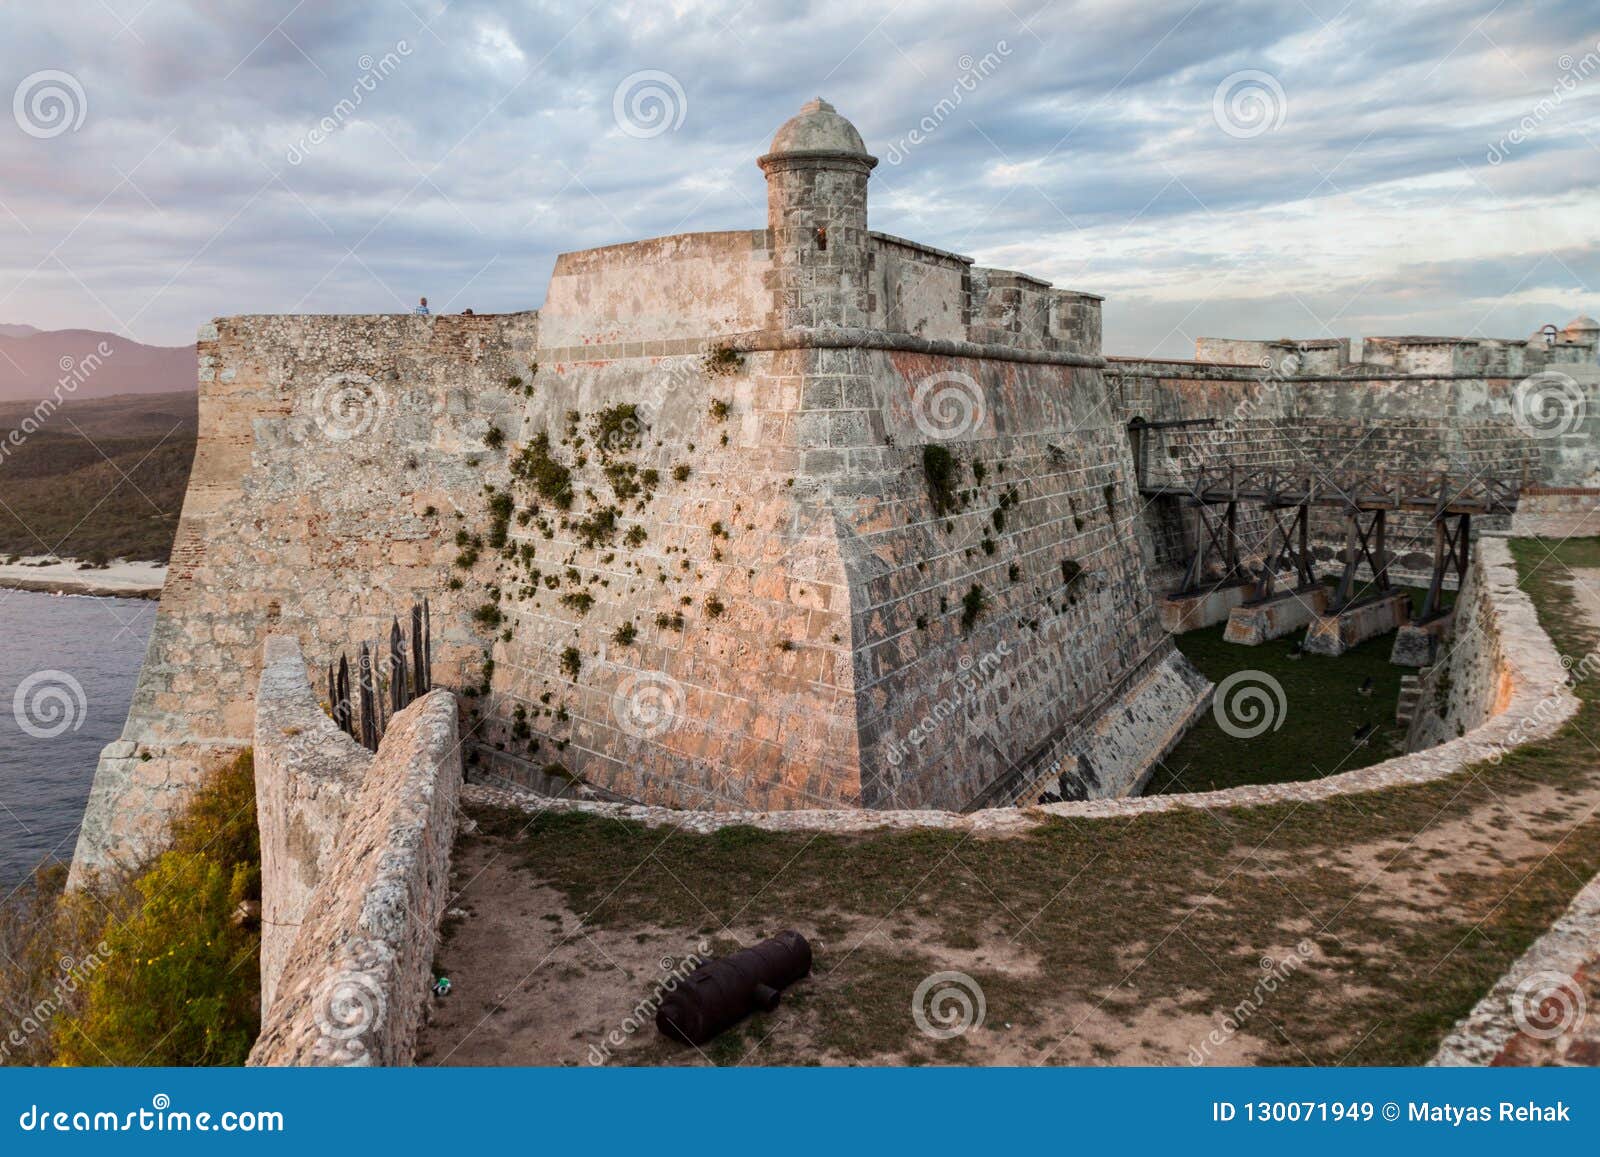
[0,391,198,562]
[0,328,194,402]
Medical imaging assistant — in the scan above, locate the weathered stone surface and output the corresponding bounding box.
[1390,614,1452,667]
[1303,590,1411,656]
[1223,586,1328,645]
[248,682,461,1067]
[466,538,1575,834]
[253,635,370,1015]
[1158,582,1250,633]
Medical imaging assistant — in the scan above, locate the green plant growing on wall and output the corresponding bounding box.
[559,590,595,615]
[704,595,726,620]
[960,583,988,631]
[591,404,643,458]
[613,622,638,645]
[573,505,620,548]
[483,425,505,450]
[703,345,743,378]
[485,491,514,549]
[560,647,582,679]
[511,432,574,510]
[922,444,961,516]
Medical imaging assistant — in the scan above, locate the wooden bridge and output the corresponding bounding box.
[1136,452,1520,622]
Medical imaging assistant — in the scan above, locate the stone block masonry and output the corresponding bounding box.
[252,635,370,1017]
[248,642,461,1067]
[70,311,533,885]
[467,538,1575,834]
[70,99,1212,879]
[70,97,1600,884]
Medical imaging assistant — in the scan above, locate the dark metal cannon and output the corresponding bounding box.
[655,930,812,1045]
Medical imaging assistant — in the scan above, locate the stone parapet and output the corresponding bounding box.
[248,655,461,1067]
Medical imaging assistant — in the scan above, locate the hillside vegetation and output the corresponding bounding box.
[0,391,197,562]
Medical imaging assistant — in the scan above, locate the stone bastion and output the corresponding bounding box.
[70,99,1208,882]
[69,98,1600,887]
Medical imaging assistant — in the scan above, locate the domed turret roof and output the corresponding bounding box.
[1563,315,1600,333]
[767,98,870,157]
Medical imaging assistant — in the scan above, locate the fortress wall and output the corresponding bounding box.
[1106,359,1300,580]
[1104,358,1588,593]
[70,312,530,884]
[539,230,771,348]
[249,683,461,1068]
[472,343,866,810]
[870,233,970,341]
[1404,552,1511,752]
[469,535,1574,837]
[839,349,1197,806]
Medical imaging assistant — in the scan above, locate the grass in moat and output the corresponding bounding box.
[456,538,1600,1066]
[1151,583,1442,795]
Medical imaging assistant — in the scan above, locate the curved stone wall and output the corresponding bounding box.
[466,537,1575,833]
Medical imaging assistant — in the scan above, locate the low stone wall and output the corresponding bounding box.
[1511,487,1600,539]
[465,538,1575,834]
[252,636,371,1015]
[248,641,461,1067]
[1432,872,1600,1066]
[1405,551,1506,751]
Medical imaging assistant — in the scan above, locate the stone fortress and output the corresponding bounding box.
[70,98,1600,884]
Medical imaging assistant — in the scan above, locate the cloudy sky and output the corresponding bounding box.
[1,0,1597,357]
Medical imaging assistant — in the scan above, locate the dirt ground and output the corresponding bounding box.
[415,555,1600,1067]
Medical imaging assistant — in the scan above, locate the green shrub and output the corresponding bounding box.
[511,432,574,510]
[53,750,260,1066]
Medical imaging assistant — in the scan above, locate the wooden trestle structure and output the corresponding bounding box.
[1134,448,1519,621]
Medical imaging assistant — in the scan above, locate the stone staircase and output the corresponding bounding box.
[1396,673,1423,727]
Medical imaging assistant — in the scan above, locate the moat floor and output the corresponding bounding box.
[1153,582,1451,796]
[415,541,1600,1067]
